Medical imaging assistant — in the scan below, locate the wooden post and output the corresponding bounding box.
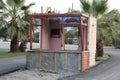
[86,25,88,50]
[83,26,85,51]
[30,17,33,50]
[79,16,84,51]
[61,25,65,50]
[40,19,43,49]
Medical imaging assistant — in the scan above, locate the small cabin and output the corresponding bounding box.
[27,13,97,73]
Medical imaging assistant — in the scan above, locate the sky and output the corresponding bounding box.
[25,0,120,13]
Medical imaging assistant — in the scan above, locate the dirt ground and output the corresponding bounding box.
[0,70,62,80]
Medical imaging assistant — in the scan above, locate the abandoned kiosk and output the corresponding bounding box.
[27,13,97,73]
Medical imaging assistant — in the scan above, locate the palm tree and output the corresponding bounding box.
[98,9,120,48]
[19,3,35,52]
[0,27,8,41]
[79,0,108,57]
[80,0,108,18]
[0,0,34,52]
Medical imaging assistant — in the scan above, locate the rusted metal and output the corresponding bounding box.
[52,53,55,70]
[40,52,43,68]
[64,53,68,69]
[27,50,82,73]
[26,52,30,69]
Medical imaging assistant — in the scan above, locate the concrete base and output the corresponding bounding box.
[27,50,82,73]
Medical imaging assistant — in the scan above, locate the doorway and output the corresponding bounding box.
[64,27,79,50]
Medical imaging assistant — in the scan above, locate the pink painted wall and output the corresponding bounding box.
[49,19,62,50]
[50,38,61,50]
[41,19,62,50]
[41,22,50,49]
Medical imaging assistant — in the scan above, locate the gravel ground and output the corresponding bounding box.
[0,70,61,80]
[0,70,74,80]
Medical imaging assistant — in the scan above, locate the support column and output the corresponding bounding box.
[61,25,65,50]
[30,17,33,50]
[79,16,84,51]
[40,19,43,49]
[85,25,88,50]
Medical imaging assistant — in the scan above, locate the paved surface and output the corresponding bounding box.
[0,41,26,75]
[0,41,120,79]
[0,56,26,75]
[59,49,120,80]
[0,42,10,52]
[0,41,40,52]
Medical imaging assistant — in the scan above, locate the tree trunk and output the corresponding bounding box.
[96,38,104,57]
[19,40,27,52]
[10,35,19,52]
[3,37,8,41]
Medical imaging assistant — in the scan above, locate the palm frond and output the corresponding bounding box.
[92,0,108,18]
[27,3,35,9]
[79,0,91,14]
[0,0,33,43]
[0,20,8,29]
[18,30,26,41]
[7,26,16,38]
[15,17,30,28]
[6,0,24,7]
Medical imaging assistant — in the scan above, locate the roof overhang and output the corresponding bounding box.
[29,13,89,18]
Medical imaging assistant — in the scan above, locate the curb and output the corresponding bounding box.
[95,54,111,66]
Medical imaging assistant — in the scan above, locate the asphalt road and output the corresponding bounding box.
[0,41,26,75]
[0,56,26,75]
[1,41,120,79]
[59,49,120,80]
